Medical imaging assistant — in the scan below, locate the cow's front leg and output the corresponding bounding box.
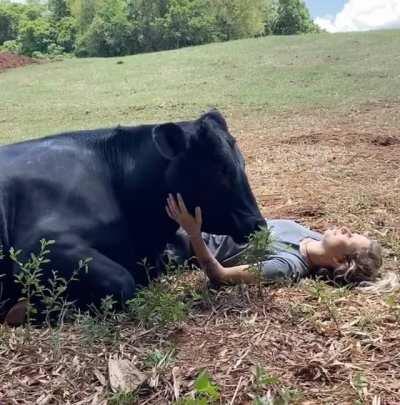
[8,242,137,321]
[77,248,137,309]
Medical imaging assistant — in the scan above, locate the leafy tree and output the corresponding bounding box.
[0,3,19,45]
[127,0,170,52]
[1,0,320,58]
[75,0,132,57]
[56,16,77,52]
[273,0,318,35]
[212,0,265,41]
[162,0,216,49]
[48,0,70,21]
[263,0,278,35]
[21,1,46,22]
[68,0,98,34]
[0,1,47,46]
[18,17,56,55]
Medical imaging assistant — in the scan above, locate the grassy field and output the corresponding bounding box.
[1,30,400,404]
[1,30,400,142]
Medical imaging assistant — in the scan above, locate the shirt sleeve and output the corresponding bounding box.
[259,252,309,282]
[201,232,248,266]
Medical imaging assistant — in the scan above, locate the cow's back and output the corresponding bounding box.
[0,131,128,253]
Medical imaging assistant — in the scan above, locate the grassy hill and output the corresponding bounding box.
[1,31,400,404]
[1,30,400,143]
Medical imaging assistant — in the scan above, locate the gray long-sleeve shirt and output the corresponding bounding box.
[166,219,322,282]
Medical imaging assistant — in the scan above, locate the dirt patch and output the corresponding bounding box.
[0,52,38,71]
[281,129,400,148]
[269,203,326,221]
[282,131,325,145]
[226,102,400,230]
[371,135,400,147]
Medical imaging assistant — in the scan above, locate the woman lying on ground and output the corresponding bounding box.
[165,194,398,292]
[4,193,396,326]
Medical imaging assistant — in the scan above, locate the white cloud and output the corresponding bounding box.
[315,0,400,33]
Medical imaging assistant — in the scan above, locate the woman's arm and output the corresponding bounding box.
[166,194,259,285]
[189,232,259,284]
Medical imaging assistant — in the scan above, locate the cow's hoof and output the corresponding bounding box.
[4,300,28,327]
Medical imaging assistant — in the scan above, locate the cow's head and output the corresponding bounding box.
[153,110,264,243]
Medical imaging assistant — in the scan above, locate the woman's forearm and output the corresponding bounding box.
[189,233,225,283]
[189,233,259,285]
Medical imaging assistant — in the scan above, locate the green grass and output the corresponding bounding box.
[1,30,400,143]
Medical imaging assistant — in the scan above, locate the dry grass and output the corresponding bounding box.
[1,102,399,404]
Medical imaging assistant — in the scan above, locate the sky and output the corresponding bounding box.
[305,0,400,33]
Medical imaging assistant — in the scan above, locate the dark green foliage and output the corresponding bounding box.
[48,0,70,21]
[75,6,133,57]
[17,17,56,56]
[0,0,320,58]
[162,0,217,49]
[68,0,98,34]
[55,16,77,52]
[0,4,19,45]
[263,0,278,35]
[127,0,169,52]
[273,0,319,35]
[212,0,266,41]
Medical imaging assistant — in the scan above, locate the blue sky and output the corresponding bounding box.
[304,0,346,19]
[308,1,400,33]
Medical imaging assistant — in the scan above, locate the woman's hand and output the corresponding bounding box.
[166,193,202,238]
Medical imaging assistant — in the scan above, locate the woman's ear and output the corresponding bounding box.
[332,255,346,267]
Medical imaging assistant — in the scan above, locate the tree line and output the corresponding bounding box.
[0,0,320,58]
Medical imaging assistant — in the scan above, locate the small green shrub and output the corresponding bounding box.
[1,39,21,53]
[352,372,368,404]
[77,295,121,345]
[243,226,274,294]
[244,226,275,265]
[385,294,400,322]
[108,390,138,405]
[9,239,90,330]
[176,370,220,404]
[253,365,280,391]
[144,347,176,369]
[127,281,188,328]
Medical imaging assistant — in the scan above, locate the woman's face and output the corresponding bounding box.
[322,226,371,259]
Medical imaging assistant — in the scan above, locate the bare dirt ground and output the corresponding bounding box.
[0,52,38,72]
[0,102,399,404]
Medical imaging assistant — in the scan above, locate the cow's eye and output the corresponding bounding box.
[220,165,233,178]
[219,167,235,189]
[220,176,231,189]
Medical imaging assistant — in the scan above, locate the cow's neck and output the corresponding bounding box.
[102,126,177,240]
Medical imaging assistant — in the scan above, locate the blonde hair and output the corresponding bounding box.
[333,239,399,293]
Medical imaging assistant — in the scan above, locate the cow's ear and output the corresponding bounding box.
[201,109,228,132]
[153,123,188,160]
[197,109,228,147]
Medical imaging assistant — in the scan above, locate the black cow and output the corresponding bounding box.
[0,110,264,315]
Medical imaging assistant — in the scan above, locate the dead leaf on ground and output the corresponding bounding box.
[108,357,147,393]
